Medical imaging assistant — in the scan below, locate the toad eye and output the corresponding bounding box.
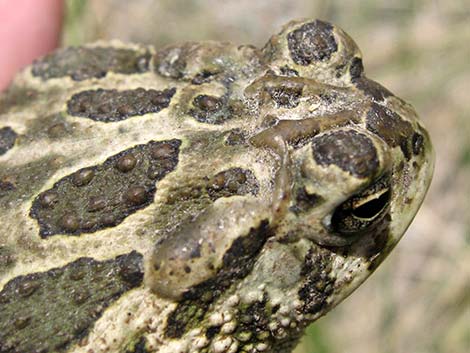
[331,176,391,236]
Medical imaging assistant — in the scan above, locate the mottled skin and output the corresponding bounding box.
[0,19,433,353]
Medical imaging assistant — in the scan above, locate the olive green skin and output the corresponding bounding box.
[0,19,433,353]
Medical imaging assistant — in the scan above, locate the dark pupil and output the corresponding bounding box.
[352,190,390,219]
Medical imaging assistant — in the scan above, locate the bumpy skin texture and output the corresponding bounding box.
[0,19,433,353]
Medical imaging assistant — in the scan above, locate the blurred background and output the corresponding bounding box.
[63,1,469,352]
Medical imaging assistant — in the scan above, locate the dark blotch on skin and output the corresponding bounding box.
[24,113,72,141]
[349,57,364,80]
[119,254,146,287]
[0,180,15,199]
[189,244,201,259]
[290,187,324,214]
[0,87,38,115]
[348,56,393,102]
[191,70,217,85]
[0,246,15,273]
[205,326,221,339]
[47,122,69,139]
[195,95,221,111]
[279,66,299,77]
[232,295,275,348]
[32,47,151,81]
[67,88,176,123]
[165,220,270,339]
[366,102,415,159]
[287,20,338,65]
[319,92,337,105]
[154,47,187,80]
[267,85,303,108]
[30,139,181,237]
[298,248,335,314]
[312,130,379,178]
[412,132,425,155]
[0,251,143,353]
[354,78,394,102]
[225,129,247,146]
[0,156,68,210]
[207,168,259,200]
[0,127,18,156]
[189,94,233,124]
[125,337,151,353]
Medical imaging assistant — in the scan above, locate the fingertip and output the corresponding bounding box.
[0,0,64,91]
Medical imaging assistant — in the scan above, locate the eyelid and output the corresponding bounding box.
[351,187,389,210]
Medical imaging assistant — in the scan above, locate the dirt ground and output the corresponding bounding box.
[64,1,470,352]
